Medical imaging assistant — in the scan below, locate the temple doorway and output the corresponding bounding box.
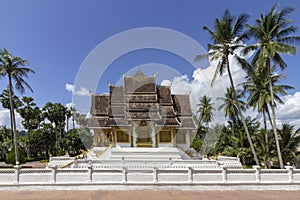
[135,121,152,147]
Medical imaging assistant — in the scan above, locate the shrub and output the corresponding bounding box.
[5,147,26,165]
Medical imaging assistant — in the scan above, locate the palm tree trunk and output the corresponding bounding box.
[9,112,13,146]
[263,107,270,168]
[266,105,273,128]
[267,59,284,169]
[8,74,19,165]
[72,116,75,129]
[66,117,69,132]
[226,56,260,166]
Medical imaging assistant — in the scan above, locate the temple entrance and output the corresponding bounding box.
[135,121,152,147]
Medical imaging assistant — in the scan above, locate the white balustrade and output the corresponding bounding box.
[1,164,300,185]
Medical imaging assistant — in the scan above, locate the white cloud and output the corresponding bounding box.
[162,52,300,129]
[161,80,172,87]
[65,102,75,109]
[75,87,91,96]
[0,109,23,130]
[65,83,91,96]
[161,50,249,125]
[65,83,75,93]
[276,92,300,127]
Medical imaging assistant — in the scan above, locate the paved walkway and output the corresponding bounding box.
[1,190,300,200]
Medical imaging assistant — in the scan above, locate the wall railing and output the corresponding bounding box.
[0,165,299,184]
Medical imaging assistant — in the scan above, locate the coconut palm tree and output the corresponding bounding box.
[244,4,300,168]
[65,109,72,131]
[0,89,22,144]
[70,107,77,129]
[278,124,300,165]
[242,67,294,126]
[197,95,215,128]
[0,48,35,165]
[218,87,246,129]
[195,9,259,165]
[242,67,294,167]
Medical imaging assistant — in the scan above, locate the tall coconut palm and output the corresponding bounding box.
[242,67,293,168]
[278,124,300,165]
[197,95,215,128]
[70,107,77,129]
[0,48,35,165]
[218,87,246,127]
[0,89,22,144]
[65,109,72,131]
[245,4,300,168]
[195,9,260,165]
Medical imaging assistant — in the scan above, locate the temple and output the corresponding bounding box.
[89,71,197,149]
[47,71,243,169]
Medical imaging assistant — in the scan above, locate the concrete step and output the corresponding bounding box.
[108,147,182,160]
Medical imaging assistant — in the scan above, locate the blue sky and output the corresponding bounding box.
[1,0,300,127]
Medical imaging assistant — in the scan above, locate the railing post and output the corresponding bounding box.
[153,167,158,183]
[51,165,57,184]
[14,165,20,184]
[74,159,78,168]
[285,165,293,183]
[188,166,193,183]
[222,166,227,183]
[87,161,93,183]
[253,165,261,183]
[122,167,127,183]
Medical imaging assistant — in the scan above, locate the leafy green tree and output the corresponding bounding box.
[42,102,67,147]
[17,96,41,158]
[0,89,22,143]
[0,48,34,165]
[76,128,93,149]
[5,147,26,165]
[245,4,300,168]
[39,123,57,157]
[214,117,260,165]
[252,128,276,168]
[278,124,300,165]
[0,126,12,161]
[75,113,89,129]
[196,10,259,165]
[29,130,44,159]
[65,129,85,156]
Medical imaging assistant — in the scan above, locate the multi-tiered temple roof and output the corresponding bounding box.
[89,71,196,130]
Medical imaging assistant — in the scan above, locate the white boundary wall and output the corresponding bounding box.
[1,165,300,185]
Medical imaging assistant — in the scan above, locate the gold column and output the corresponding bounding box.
[111,128,115,147]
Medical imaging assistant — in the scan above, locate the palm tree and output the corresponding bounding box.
[17,96,40,158]
[70,107,77,129]
[65,109,72,132]
[242,67,293,168]
[242,68,293,126]
[197,95,215,128]
[218,87,246,129]
[195,9,260,165]
[0,48,35,165]
[278,124,300,165]
[0,89,22,144]
[245,4,300,168]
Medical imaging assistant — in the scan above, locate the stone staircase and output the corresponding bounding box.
[105,147,182,161]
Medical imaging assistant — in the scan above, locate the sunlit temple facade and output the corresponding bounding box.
[88,71,196,149]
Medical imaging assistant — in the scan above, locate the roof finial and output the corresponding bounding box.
[134,69,145,77]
